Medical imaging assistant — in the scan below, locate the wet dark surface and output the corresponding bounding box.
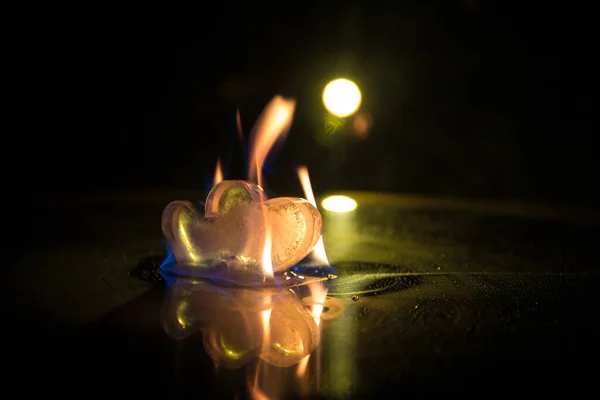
[6,191,600,397]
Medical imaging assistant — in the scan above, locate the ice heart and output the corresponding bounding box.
[161,180,323,275]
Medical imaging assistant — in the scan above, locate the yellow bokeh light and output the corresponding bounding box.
[321,195,358,213]
[322,78,362,118]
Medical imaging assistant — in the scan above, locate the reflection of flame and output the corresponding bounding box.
[295,281,328,380]
[261,307,272,351]
[161,273,344,396]
[250,369,270,400]
[307,282,327,326]
[248,96,296,188]
[297,166,329,265]
[162,276,324,369]
[213,158,223,186]
[296,354,310,378]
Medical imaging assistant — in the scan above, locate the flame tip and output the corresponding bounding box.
[213,159,224,186]
[248,95,296,186]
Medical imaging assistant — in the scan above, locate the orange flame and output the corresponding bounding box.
[296,166,329,265]
[296,355,310,378]
[213,159,223,186]
[248,96,296,188]
[262,228,274,279]
[297,166,317,205]
[296,166,329,380]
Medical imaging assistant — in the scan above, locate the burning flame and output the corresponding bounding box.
[250,360,270,400]
[296,166,329,265]
[296,166,331,380]
[244,95,295,279]
[262,228,274,279]
[213,158,223,186]
[248,96,296,188]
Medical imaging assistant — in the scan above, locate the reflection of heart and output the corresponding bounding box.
[161,276,319,368]
[162,180,322,273]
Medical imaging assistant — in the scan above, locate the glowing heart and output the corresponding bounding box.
[161,180,322,275]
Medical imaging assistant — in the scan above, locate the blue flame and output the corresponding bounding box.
[292,256,338,277]
[159,241,177,272]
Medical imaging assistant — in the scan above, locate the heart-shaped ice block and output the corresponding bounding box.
[161,180,323,275]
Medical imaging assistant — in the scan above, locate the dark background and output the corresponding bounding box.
[10,1,596,204]
[4,2,599,396]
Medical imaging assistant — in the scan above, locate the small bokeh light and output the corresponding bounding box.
[321,195,358,213]
[322,79,362,118]
[350,112,373,140]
